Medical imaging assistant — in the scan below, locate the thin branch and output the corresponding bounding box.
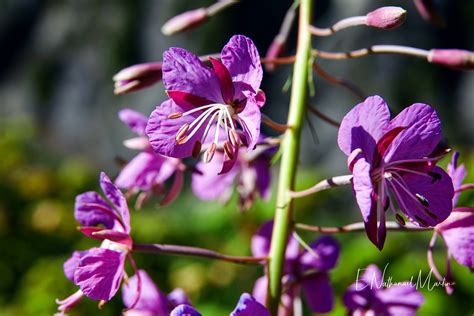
[133,243,266,265]
[309,16,366,36]
[307,103,340,128]
[262,114,290,132]
[427,231,445,281]
[312,63,366,100]
[457,183,474,193]
[289,175,353,198]
[295,221,432,233]
[313,45,429,60]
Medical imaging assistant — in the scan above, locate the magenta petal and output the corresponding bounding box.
[252,276,268,306]
[230,293,270,316]
[352,159,380,247]
[447,152,467,206]
[122,270,169,314]
[167,90,213,108]
[360,264,384,287]
[56,290,84,314]
[100,172,130,233]
[218,146,239,175]
[439,211,474,268]
[376,284,424,316]
[255,90,266,108]
[119,108,148,136]
[91,229,131,245]
[299,236,340,272]
[115,152,171,191]
[237,96,261,150]
[64,251,88,283]
[170,304,201,316]
[338,95,391,159]
[384,103,441,162]
[74,248,126,301]
[301,273,334,313]
[209,57,235,103]
[162,47,222,102]
[389,166,453,226]
[147,100,204,158]
[168,288,192,308]
[192,154,238,201]
[221,35,263,93]
[74,192,115,229]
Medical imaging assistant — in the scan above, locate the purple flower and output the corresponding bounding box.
[57,173,140,313]
[343,264,424,316]
[192,141,274,211]
[122,270,192,315]
[170,293,269,316]
[251,221,339,314]
[116,108,184,207]
[146,35,265,174]
[428,152,474,293]
[338,95,454,249]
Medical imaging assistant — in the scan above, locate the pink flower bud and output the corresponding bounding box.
[366,6,407,30]
[428,49,474,70]
[264,35,286,72]
[161,8,208,36]
[113,62,163,94]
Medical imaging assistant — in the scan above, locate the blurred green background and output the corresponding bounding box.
[0,0,473,315]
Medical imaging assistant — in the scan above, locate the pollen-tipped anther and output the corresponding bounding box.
[175,124,190,143]
[203,143,217,163]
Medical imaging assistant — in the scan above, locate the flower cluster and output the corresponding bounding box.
[251,221,340,314]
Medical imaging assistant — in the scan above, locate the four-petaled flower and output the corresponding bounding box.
[56,173,139,314]
[251,221,340,314]
[170,293,270,316]
[338,95,454,249]
[192,139,275,211]
[116,108,184,208]
[146,35,265,174]
[343,264,424,316]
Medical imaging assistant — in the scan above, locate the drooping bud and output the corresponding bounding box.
[414,0,445,27]
[161,8,208,36]
[428,49,474,70]
[366,6,407,30]
[265,35,286,72]
[113,62,163,94]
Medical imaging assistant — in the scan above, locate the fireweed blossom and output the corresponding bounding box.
[122,270,191,315]
[116,108,184,207]
[429,152,474,291]
[170,293,270,316]
[146,35,265,174]
[56,173,139,314]
[191,141,274,211]
[343,264,424,315]
[338,95,454,249]
[251,221,340,314]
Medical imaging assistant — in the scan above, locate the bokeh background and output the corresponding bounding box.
[0,0,473,315]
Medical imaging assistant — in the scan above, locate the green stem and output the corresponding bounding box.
[267,0,313,314]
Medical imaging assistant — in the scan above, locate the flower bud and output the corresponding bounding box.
[113,62,163,94]
[428,49,474,70]
[161,8,208,36]
[264,35,286,72]
[366,6,407,30]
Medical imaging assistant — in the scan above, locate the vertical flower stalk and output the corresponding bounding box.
[267,0,313,313]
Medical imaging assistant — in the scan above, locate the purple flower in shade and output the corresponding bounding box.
[251,221,339,314]
[191,141,274,211]
[343,264,424,316]
[122,270,192,316]
[428,152,474,293]
[338,95,454,249]
[56,173,140,314]
[146,35,265,174]
[170,293,269,316]
[116,108,184,208]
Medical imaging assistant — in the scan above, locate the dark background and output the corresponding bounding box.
[0,0,473,315]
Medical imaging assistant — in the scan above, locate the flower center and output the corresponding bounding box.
[101,239,130,252]
[169,103,240,163]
